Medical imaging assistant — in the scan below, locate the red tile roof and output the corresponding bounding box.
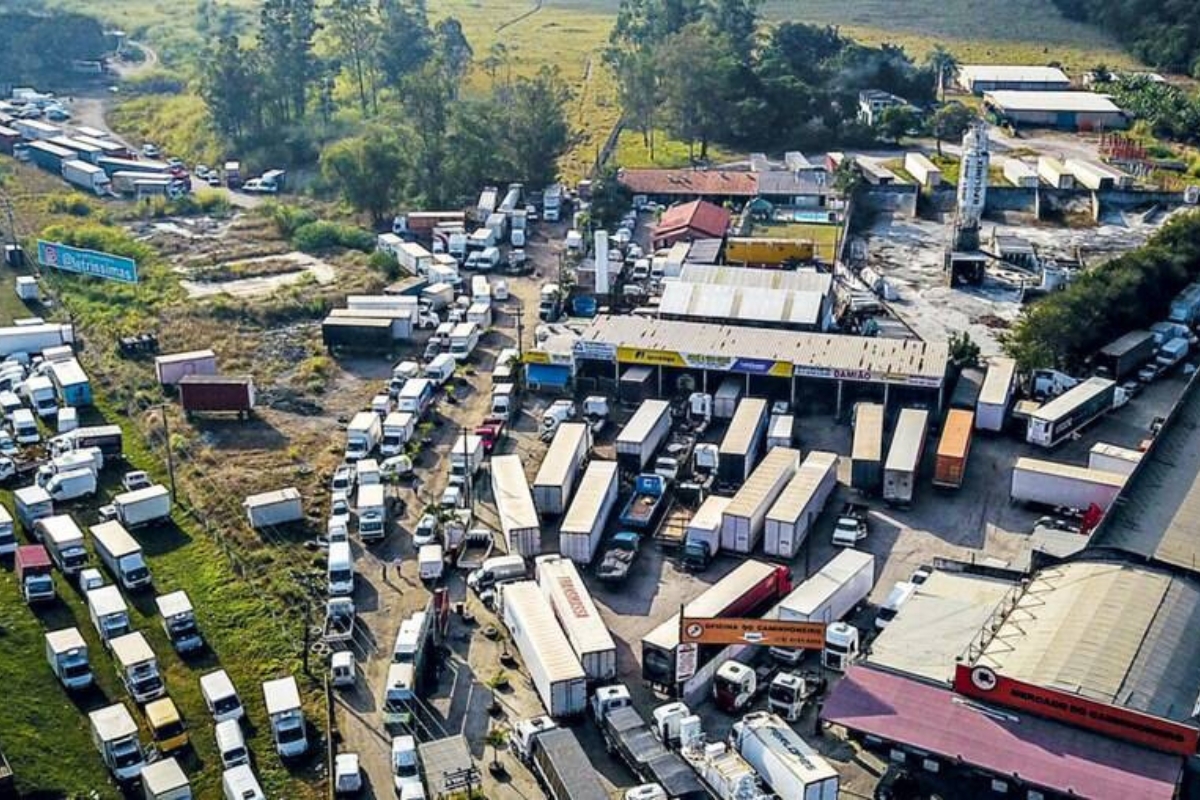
[654,200,731,241]
[822,666,1182,800]
[618,168,758,197]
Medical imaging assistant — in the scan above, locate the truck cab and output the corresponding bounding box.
[822,621,860,671]
[490,383,517,421]
[16,544,55,603]
[833,503,868,547]
[511,716,559,763]
[391,735,426,800]
[156,590,204,654]
[263,677,308,758]
[89,703,145,781]
[145,696,189,753]
[713,660,762,714]
[590,683,633,721]
[538,284,562,322]
[767,671,825,722]
[46,627,93,690]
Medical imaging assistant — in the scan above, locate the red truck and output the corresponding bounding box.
[475,417,506,454]
[16,544,55,604]
[178,375,255,420]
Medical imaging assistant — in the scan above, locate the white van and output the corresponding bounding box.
[875,581,917,630]
[328,540,355,596]
[11,408,38,444]
[215,718,249,768]
[493,280,510,301]
[490,383,517,421]
[466,554,526,593]
[449,322,480,363]
[424,353,457,386]
[222,764,265,800]
[471,275,492,305]
[200,669,245,723]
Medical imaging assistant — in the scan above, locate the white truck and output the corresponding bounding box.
[24,374,58,417]
[448,321,480,362]
[14,485,53,531]
[1010,457,1126,511]
[681,495,732,571]
[380,411,416,457]
[0,503,13,557]
[615,400,672,474]
[768,549,875,667]
[544,184,563,222]
[92,521,152,590]
[1088,442,1142,477]
[108,484,172,529]
[535,555,618,682]
[720,447,800,554]
[89,703,146,781]
[111,631,166,703]
[46,626,93,690]
[141,757,191,800]
[35,446,103,488]
[62,158,112,195]
[419,544,444,582]
[763,452,838,559]
[558,460,619,564]
[37,513,88,575]
[500,581,587,717]
[356,483,387,541]
[533,423,590,516]
[156,590,204,653]
[263,676,308,758]
[492,453,541,556]
[44,467,97,502]
[346,411,383,461]
[731,712,839,800]
[976,357,1016,432]
[244,487,303,529]
[449,434,485,488]
[88,584,132,645]
[882,409,928,507]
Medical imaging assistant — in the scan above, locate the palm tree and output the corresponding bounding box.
[485,725,509,775]
[926,45,960,103]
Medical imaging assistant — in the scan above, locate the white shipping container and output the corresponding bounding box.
[1003,159,1039,188]
[154,350,217,386]
[882,409,928,506]
[766,414,794,450]
[904,152,942,187]
[244,487,303,529]
[558,461,619,564]
[500,581,587,717]
[533,423,590,516]
[1088,442,1142,477]
[776,549,875,624]
[535,557,618,681]
[732,712,839,800]
[976,357,1016,432]
[764,451,838,559]
[1010,458,1125,511]
[492,454,540,556]
[720,448,800,553]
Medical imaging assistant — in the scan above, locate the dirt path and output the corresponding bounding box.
[496,0,543,32]
[179,252,338,298]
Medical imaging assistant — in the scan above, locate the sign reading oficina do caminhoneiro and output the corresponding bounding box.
[37,240,139,284]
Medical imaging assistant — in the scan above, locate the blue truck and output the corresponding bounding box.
[618,474,669,531]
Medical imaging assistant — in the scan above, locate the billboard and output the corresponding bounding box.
[679,617,826,649]
[37,240,139,284]
[953,663,1200,756]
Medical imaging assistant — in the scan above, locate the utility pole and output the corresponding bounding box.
[514,304,524,358]
[158,404,177,500]
[462,424,472,512]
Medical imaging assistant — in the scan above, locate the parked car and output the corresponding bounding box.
[142,143,160,158]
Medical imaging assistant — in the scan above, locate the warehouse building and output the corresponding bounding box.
[984,90,1127,130]
[657,282,831,331]
[618,168,757,205]
[957,64,1071,94]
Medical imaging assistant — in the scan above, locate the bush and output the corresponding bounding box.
[39,223,155,263]
[168,190,230,216]
[291,221,374,253]
[46,195,93,217]
[261,202,318,238]
[369,250,401,280]
[123,69,187,95]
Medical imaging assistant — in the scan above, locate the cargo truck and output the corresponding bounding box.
[46,626,93,690]
[357,483,387,541]
[882,408,928,507]
[92,521,152,590]
[14,485,53,531]
[500,581,587,717]
[511,718,609,800]
[731,712,839,800]
[346,411,383,461]
[1169,282,1200,326]
[17,544,55,603]
[768,549,874,666]
[933,409,974,489]
[1088,442,1142,477]
[448,433,485,489]
[533,423,590,516]
[558,460,618,564]
[1026,377,1117,448]
[0,322,74,358]
[616,400,672,473]
[492,454,541,556]
[766,414,793,450]
[156,590,204,654]
[850,403,884,494]
[263,677,308,758]
[681,495,732,571]
[38,513,88,575]
[763,451,838,559]
[107,484,171,529]
[62,158,111,195]
[591,687,708,800]
[1097,330,1156,381]
[45,467,97,502]
[1010,457,1126,511]
[178,375,255,419]
[619,473,669,531]
[380,412,415,457]
[720,447,800,553]
[88,584,132,644]
[89,703,146,781]
[718,398,768,487]
[111,631,165,703]
[976,357,1016,432]
[535,555,618,681]
[0,503,12,557]
[47,358,91,407]
[243,487,303,529]
[51,424,122,458]
[141,757,191,800]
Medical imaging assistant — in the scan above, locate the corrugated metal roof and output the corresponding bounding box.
[986,90,1123,113]
[501,581,586,683]
[561,461,617,536]
[680,264,833,294]
[960,65,1069,85]
[618,168,758,197]
[661,281,824,327]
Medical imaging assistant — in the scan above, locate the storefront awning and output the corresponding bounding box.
[822,666,1182,800]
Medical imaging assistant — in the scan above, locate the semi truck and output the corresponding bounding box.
[976,357,1016,432]
[500,581,587,717]
[178,375,255,419]
[763,451,839,559]
[768,549,875,667]
[591,687,708,800]
[850,403,884,494]
[533,423,590,516]
[933,409,974,489]
[46,627,93,690]
[718,398,768,486]
[1097,330,1156,381]
[719,447,800,554]
[558,460,618,564]
[1026,377,1117,448]
[535,556,618,682]
[1088,442,1142,477]
[1010,458,1126,511]
[92,521,152,590]
[616,400,672,474]
[882,408,928,506]
[511,718,609,800]
[492,454,541,556]
[731,712,839,800]
[62,158,111,195]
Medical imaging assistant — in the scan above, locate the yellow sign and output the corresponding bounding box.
[617,347,687,368]
[679,617,827,649]
[768,361,793,378]
[523,351,551,365]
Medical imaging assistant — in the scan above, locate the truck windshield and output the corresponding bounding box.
[63,662,90,679]
[825,639,851,654]
[214,696,241,715]
[155,720,185,739]
[112,744,141,768]
[330,569,352,585]
[713,674,739,695]
[126,566,150,583]
[277,724,305,744]
[768,683,797,703]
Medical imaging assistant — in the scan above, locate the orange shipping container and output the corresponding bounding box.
[933,409,974,489]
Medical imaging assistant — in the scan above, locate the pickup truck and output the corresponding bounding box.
[595,532,641,583]
[618,474,669,531]
[324,597,356,642]
[455,527,494,570]
[833,502,868,547]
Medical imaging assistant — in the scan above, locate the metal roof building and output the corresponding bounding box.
[958,64,1071,94]
[658,282,829,331]
[984,91,1127,130]
[678,264,832,295]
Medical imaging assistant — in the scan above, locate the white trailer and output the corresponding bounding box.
[535,556,618,682]
[615,399,671,473]
[720,448,800,554]
[1003,159,1039,188]
[904,152,942,187]
[1010,458,1126,511]
[500,581,587,718]
[882,409,928,506]
[533,423,590,516]
[0,323,74,357]
[764,451,838,559]
[684,495,732,561]
[244,487,303,529]
[718,398,768,486]
[1088,442,1142,477]
[397,242,433,275]
[1038,156,1074,189]
[62,159,111,195]
[731,712,839,800]
[976,357,1016,432]
[558,460,619,564]
[492,454,541,556]
[154,349,217,386]
[777,549,875,624]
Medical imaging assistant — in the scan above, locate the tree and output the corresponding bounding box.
[325,0,381,115]
[257,0,320,124]
[320,133,407,224]
[502,67,573,188]
[485,726,508,771]
[401,63,456,204]
[376,0,432,88]
[657,24,737,160]
[588,166,631,230]
[876,105,919,143]
[949,331,981,368]
[925,44,959,102]
[200,36,261,142]
[434,18,473,89]
[704,0,761,62]
[481,41,511,87]
[931,102,974,156]
[606,46,659,157]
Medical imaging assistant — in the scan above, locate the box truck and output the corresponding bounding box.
[558,460,618,564]
[533,423,590,516]
[380,411,415,457]
[141,756,191,800]
[346,411,383,460]
[263,677,308,757]
[882,408,928,506]
[244,487,303,529]
[718,398,768,486]
[535,556,618,682]
[500,581,587,717]
[933,409,974,489]
[448,433,485,488]
[768,549,875,666]
[492,454,541,556]
[88,584,132,644]
[156,590,204,653]
[111,631,165,703]
[38,513,88,575]
[512,720,609,800]
[1097,330,1155,381]
[615,400,671,473]
[850,403,883,493]
[763,451,838,559]
[46,626,93,690]
[92,521,151,590]
[17,544,55,603]
[45,467,97,502]
[720,447,800,554]
[681,495,732,571]
[1010,458,1126,511]
[14,485,53,531]
[89,703,145,781]
[62,158,111,195]
[109,484,171,529]
[731,712,839,800]
[356,483,386,541]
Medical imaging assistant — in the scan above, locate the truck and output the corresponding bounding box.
[108,484,172,529]
[1088,442,1142,477]
[500,581,587,717]
[0,322,74,358]
[976,357,1016,432]
[1169,282,1200,326]
[111,631,166,703]
[492,454,541,556]
[46,627,93,690]
[323,596,356,643]
[1010,457,1126,511]
[559,460,618,564]
[720,447,800,554]
[731,712,840,800]
[619,474,670,531]
[24,374,58,417]
[718,398,768,487]
[763,451,839,559]
[850,403,884,494]
[476,416,506,455]
[511,719,609,800]
[0,503,12,557]
[933,409,974,489]
[766,414,793,450]
[156,590,204,654]
[47,358,91,407]
[448,321,480,362]
[178,375,255,419]
[44,467,97,502]
[543,184,563,222]
[392,210,467,238]
[141,757,191,800]
[263,677,308,758]
[92,521,152,590]
[89,703,145,781]
[536,556,618,681]
[616,400,672,474]
[591,687,708,800]
[832,502,868,547]
[17,544,55,603]
[62,158,111,195]
[356,483,386,541]
[765,671,825,722]
[882,409,928,507]
[1157,337,1190,370]
[88,584,132,644]
[681,495,732,571]
[713,378,743,420]
[380,411,415,457]
[14,485,53,531]
[595,531,642,583]
[641,561,792,694]
[767,549,874,666]
[1026,377,1117,448]
[534,423,590,516]
[1097,330,1156,381]
[154,349,217,387]
[38,514,88,575]
[51,424,122,458]
[346,411,383,461]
